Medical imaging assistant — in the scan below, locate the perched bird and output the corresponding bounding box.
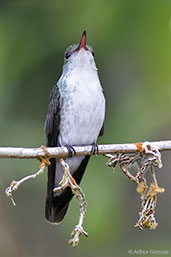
[45,31,105,223]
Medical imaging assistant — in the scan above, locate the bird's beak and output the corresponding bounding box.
[76,31,87,51]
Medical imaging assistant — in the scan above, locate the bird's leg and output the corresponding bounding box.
[65,144,76,157]
[53,158,88,247]
[91,142,99,155]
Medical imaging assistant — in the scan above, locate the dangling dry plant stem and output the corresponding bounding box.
[104,142,165,230]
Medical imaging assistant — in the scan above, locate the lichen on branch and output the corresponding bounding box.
[104,142,165,230]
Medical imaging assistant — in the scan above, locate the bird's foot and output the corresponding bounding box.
[65,144,76,157]
[91,142,99,155]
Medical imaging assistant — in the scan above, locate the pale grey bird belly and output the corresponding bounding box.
[54,84,105,194]
[59,82,105,146]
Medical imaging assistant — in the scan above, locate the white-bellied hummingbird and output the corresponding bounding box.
[45,31,105,223]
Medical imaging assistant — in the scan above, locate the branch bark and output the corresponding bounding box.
[0,140,171,159]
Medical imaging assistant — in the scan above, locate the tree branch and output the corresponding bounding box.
[0,140,171,159]
[1,140,170,247]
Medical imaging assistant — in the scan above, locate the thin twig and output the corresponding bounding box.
[5,157,50,205]
[53,158,88,247]
[119,163,137,182]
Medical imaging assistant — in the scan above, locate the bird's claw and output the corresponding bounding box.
[91,142,99,155]
[65,144,76,157]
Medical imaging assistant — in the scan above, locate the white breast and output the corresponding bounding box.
[59,50,105,145]
[59,79,105,146]
[58,50,105,146]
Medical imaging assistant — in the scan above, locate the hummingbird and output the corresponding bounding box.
[45,31,105,223]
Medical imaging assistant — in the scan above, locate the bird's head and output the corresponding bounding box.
[62,31,97,72]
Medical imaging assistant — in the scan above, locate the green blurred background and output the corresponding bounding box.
[0,0,171,256]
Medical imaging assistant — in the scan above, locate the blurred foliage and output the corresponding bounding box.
[0,1,171,257]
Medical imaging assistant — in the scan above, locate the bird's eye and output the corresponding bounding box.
[92,51,95,57]
[65,52,71,60]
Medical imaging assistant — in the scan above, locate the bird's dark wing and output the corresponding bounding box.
[99,122,104,137]
[45,84,61,147]
[45,84,61,221]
